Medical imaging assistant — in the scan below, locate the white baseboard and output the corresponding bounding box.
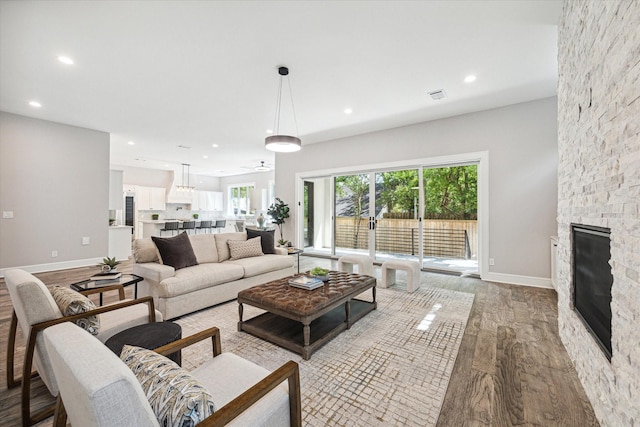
[0,258,102,278]
[481,272,554,289]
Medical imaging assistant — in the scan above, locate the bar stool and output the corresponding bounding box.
[197,220,212,234]
[180,220,196,234]
[215,219,227,233]
[159,221,179,236]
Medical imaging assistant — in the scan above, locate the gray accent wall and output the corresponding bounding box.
[0,112,110,271]
[275,97,558,282]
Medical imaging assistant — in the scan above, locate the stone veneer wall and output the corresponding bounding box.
[557,1,639,426]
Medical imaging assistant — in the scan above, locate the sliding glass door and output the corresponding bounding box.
[334,173,371,257]
[374,169,421,263]
[298,160,479,275]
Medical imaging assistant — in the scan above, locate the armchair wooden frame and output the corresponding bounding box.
[6,283,156,427]
[53,326,303,427]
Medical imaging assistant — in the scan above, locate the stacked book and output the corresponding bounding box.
[288,275,324,290]
[89,271,122,284]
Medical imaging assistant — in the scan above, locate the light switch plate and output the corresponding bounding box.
[82,236,90,245]
[2,211,14,219]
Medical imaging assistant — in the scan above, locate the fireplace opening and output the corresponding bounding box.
[571,224,613,361]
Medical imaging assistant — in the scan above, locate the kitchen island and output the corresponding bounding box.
[138,219,236,237]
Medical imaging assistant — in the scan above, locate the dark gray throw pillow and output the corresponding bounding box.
[151,232,198,270]
[246,228,276,254]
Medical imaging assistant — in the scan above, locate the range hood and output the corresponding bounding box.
[166,170,194,204]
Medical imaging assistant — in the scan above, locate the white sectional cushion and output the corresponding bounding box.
[134,263,176,284]
[155,263,244,299]
[214,232,246,262]
[189,234,219,264]
[191,353,290,426]
[225,254,294,278]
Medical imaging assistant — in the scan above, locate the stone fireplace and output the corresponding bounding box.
[558,1,639,426]
[571,224,613,361]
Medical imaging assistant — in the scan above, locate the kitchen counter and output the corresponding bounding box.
[138,218,237,237]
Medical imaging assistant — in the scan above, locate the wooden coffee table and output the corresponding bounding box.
[237,271,376,360]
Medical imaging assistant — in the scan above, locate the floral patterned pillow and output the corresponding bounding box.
[121,345,216,426]
[50,286,100,335]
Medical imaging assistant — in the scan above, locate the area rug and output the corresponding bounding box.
[174,285,474,426]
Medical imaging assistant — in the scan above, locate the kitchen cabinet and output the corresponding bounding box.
[136,186,166,211]
[192,191,223,211]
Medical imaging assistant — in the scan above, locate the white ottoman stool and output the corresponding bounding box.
[338,254,374,276]
[381,260,421,293]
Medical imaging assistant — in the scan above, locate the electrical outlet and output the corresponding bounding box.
[51,250,58,258]
[489,258,495,266]
[82,236,90,245]
[2,211,13,219]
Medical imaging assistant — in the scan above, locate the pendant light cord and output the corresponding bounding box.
[272,74,299,137]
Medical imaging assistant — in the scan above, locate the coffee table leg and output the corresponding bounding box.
[237,303,244,332]
[373,286,377,309]
[345,300,351,329]
[302,323,311,360]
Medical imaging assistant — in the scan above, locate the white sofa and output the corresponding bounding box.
[132,232,294,319]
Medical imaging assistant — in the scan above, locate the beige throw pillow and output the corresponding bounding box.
[50,286,100,335]
[121,345,215,426]
[228,236,264,260]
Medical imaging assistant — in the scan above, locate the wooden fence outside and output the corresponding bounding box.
[335,217,478,259]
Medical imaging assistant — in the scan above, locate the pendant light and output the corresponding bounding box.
[177,163,195,192]
[265,66,302,152]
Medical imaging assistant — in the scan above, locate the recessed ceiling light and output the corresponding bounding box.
[57,56,74,65]
[203,155,209,159]
[212,144,219,148]
[128,141,135,145]
[464,75,477,83]
[266,129,273,134]
[28,101,42,108]
[344,108,353,114]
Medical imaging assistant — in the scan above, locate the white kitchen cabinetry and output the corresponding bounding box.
[136,186,166,211]
[192,191,223,211]
[212,191,223,211]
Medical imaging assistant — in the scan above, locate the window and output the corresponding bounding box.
[228,184,255,216]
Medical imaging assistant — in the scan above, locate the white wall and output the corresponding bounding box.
[219,170,275,214]
[276,97,558,283]
[0,112,110,272]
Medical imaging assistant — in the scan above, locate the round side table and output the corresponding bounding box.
[105,321,182,365]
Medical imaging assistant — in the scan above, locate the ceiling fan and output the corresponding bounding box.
[254,161,271,172]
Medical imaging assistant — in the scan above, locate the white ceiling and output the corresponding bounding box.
[0,0,561,177]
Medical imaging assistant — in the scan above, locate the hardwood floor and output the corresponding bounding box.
[0,257,598,426]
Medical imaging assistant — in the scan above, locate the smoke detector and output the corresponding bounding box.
[428,89,447,100]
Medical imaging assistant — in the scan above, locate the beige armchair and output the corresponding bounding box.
[4,268,163,426]
[44,322,302,427]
